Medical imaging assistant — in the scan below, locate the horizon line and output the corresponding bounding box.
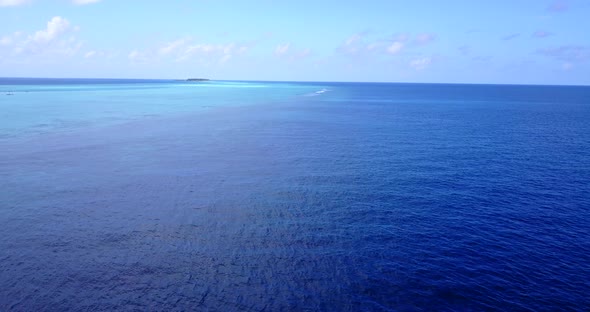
[0,76,589,88]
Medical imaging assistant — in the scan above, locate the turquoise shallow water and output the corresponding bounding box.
[1,79,590,311]
[0,79,321,139]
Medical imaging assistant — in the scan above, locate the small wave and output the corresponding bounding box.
[304,88,330,97]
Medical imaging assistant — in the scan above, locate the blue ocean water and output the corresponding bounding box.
[1,78,589,311]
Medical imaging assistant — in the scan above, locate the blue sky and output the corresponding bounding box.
[1,0,589,84]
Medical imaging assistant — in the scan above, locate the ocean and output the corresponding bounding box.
[1,78,589,311]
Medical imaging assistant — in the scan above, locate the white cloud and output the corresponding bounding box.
[394,33,409,42]
[72,0,101,4]
[366,42,382,51]
[298,48,311,58]
[0,16,81,59]
[410,57,432,70]
[237,46,248,54]
[274,43,290,56]
[548,0,568,12]
[345,34,362,46]
[128,50,145,62]
[158,38,190,55]
[387,42,404,54]
[339,33,366,56]
[538,45,590,63]
[83,50,113,60]
[0,36,13,46]
[222,43,234,55]
[272,43,312,62]
[219,54,231,64]
[415,33,436,44]
[533,30,552,38]
[339,32,433,57]
[181,43,239,59]
[562,62,573,70]
[32,16,70,43]
[132,38,251,65]
[502,33,521,41]
[340,31,426,57]
[0,0,30,6]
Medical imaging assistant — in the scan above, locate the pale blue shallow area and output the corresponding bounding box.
[0,79,316,139]
[1,79,589,311]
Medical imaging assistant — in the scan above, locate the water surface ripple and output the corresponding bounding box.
[1,80,589,311]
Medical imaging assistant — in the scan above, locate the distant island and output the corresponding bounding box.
[186,78,210,82]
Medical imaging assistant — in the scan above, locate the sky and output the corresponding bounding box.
[1,0,589,85]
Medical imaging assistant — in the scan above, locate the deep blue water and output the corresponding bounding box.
[1,78,589,311]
